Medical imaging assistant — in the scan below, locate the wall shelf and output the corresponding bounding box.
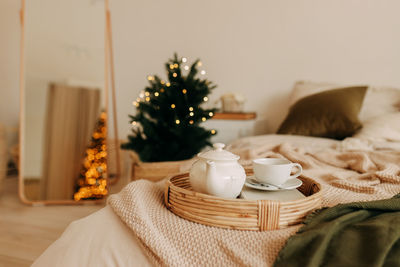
[212,112,256,120]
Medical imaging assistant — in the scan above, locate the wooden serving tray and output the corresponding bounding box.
[164,171,322,231]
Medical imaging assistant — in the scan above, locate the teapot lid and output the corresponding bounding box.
[198,143,240,161]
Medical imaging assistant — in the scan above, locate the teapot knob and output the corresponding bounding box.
[213,143,225,151]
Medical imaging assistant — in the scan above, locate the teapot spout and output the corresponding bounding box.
[206,160,223,196]
[206,160,217,180]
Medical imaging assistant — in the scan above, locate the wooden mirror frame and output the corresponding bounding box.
[18,0,120,205]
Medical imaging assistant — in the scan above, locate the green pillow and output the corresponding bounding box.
[277,86,368,140]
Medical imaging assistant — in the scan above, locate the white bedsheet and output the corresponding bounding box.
[32,206,152,267]
[31,134,372,266]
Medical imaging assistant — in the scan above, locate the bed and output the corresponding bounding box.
[32,81,400,266]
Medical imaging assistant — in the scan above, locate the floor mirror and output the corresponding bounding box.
[19,0,120,205]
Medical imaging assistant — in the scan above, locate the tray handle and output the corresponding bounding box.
[258,200,281,231]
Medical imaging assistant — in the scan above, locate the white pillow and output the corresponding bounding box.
[289,80,400,122]
[353,113,400,142]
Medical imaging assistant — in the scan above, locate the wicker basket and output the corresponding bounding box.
[130,152,196,182]
[164,171,322,231]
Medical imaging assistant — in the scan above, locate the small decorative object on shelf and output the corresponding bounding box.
[219,92,246,113]
[122,53,218,163]
[74,112,108,201]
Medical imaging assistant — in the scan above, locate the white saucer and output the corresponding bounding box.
[245,176,302,191]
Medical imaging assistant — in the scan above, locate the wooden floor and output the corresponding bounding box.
[0,173,131,267]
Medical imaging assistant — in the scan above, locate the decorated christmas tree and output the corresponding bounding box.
[74,112,108,201]
[121,53,217,162]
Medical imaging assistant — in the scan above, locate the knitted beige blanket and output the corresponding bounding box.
[108,143,400,267]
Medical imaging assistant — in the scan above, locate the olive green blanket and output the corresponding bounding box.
[274,194,400,267]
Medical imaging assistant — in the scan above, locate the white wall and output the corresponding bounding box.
[1,0,400,148]
[0,0,20,149]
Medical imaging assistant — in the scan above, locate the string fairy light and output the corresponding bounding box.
[189,112,194,116]
[161,80,165,84]
[166,82,171,87]
[145,92,150,96]
[145,97,150,102]
[171,104,176,109]
[139,92,145,98]
[203,97,208,102]
[200,70,206,75]
[175,119,180,124]
[202,117,206,122]
[182,57,187,63]
[147,75,154,81]
[169,64,174,69]
[209,112,214,117]
[189,107,194,111]
[154,92,159,97]
[197,61,203,67]
[182,89,187,94]
[173,73,177,77]
[131,121,137,126]
[189,120,194,124]
[74,112,108,201]
[184,65,189,70]
[160,88,165,92]
[174,63,179,68]
[211,129,216,135]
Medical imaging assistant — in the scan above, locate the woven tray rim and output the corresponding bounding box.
[164,171,323,231]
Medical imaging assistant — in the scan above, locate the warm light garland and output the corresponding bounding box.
[74,112,108,201]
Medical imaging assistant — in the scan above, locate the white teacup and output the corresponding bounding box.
[252,158,302,186]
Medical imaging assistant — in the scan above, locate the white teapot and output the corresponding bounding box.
[189,143,246,198]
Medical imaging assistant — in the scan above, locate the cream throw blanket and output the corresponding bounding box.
[108,143,400,267]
